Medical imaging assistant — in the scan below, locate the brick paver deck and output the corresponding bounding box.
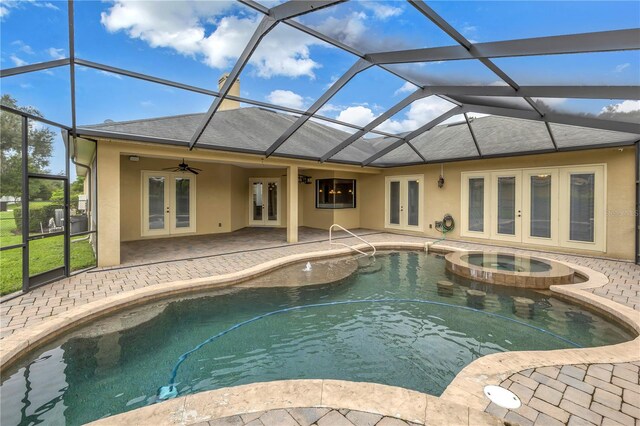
[486,362,640,426]
[201,407,422,426]
[1,227,639,425]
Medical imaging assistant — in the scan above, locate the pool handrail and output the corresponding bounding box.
[329,224,376,257]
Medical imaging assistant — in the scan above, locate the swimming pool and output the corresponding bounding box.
[0,252,633,425]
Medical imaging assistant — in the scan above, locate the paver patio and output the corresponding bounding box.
[1,227,639,425]
[199,407,423,426]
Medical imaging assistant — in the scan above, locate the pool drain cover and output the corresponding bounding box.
[483,385,521,409]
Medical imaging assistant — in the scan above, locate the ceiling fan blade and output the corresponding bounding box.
[189,167,202,171]
[186,167,199,174]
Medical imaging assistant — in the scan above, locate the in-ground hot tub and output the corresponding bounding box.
[445,251,575,288]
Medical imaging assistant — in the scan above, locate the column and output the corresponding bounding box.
[97,142,121,266]
[287,165,298,243]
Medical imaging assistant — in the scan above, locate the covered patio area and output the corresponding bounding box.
[119,226,378,267]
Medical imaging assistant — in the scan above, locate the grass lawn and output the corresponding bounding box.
[0,207,96,296]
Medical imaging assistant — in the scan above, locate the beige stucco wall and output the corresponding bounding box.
[299,169,362,230]
[359,147,637,260]
[229,167,290,229]
[96,137,636,264]
[119,156,237,241]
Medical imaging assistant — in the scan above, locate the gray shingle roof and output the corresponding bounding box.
[79,107,639,167]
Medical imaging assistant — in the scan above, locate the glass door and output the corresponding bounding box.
[142,172,170,236]
[522,169,558,246]
[171,175,196,234]
[491,171,521,242]
[249,178,280,226]
[385,175,423,231]
[142,171,196,236]
[387,178,401,227]
[265,179,280,226]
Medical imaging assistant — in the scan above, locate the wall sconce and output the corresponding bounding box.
[437,164,445,188]
[298,175,312,184]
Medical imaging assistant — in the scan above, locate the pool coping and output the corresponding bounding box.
[87,380,504,426]
[1,241,638,423]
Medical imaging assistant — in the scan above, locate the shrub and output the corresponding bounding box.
[14,204,64,232]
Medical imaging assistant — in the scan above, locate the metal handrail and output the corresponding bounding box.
[329,224,376,257]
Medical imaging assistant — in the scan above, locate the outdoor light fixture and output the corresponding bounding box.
[438,164,445,188]
[298,175,312,184]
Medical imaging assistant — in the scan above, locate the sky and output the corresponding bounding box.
[1,0,639,162]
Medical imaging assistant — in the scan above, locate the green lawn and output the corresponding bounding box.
[0,207,96,296]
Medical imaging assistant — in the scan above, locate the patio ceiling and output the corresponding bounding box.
[1,0,639,167]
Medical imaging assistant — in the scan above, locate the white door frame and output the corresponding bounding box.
[384,175,424,232]
[141,171,196,237]
[460,172,491,239]
[460,164,606,252]
[248,177,281,226]
[522,168,559,247]
[490,170,522,243]
[559,165,606,252]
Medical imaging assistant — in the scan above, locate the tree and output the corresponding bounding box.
[0,94,56,202]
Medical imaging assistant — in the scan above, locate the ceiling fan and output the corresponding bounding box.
[163,159,202,175]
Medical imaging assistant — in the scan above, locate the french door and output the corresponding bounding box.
[142,171,196,236]
[462,165,604,251]
[249,178,281,226]
[385,175,424,231]
[490,171,522,242]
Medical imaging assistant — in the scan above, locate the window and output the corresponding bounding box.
[316,179,356,209]
[569,173,595,242]
[468,178,485,232]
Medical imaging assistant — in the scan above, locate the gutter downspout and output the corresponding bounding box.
[70,136,93,226]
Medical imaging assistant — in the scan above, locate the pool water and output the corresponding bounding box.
[464,253,552,273]
[1,252,633,426]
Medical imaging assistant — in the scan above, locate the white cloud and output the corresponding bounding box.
[101,1,322,78]
[140,100,154,107]
[38,2,59,11]
[310,10,408,52]
[336,106,377,127]
[97,70,123,79]
[376,97,456,134]
[266,90,305,110]
[1,1,59,20]
[361,2,403,20]
[10,55,27,66]
[615,63,630,73]
[323,75,339,90]
[47,47,66,60]
[12,40,34,55]
[318,103,342,114]
[394,81,417,96]
[325,97,455,136]
[601,100,640,114]
[538,98,567,108]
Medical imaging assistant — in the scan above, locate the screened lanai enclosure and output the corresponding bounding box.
[1,0,639,294]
